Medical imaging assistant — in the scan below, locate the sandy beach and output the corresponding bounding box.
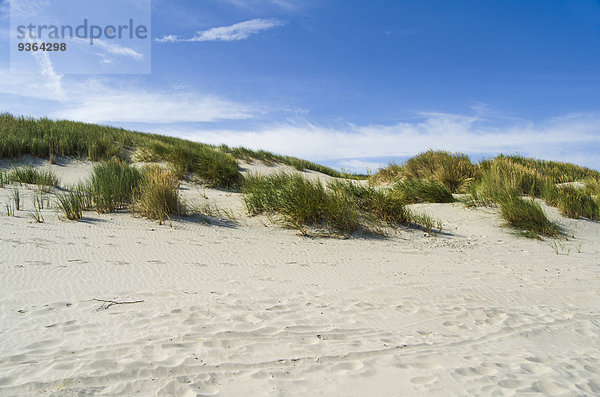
[0,158,599,396]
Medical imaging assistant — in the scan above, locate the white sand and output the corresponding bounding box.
[1,159,599,396]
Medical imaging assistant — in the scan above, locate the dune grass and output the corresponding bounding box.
[136,141,243,189]
[243,173,438,236]
[371,151,596,238]
[464,161,561,237]
[368,163,402,185]
[56,190,85,220]
[0,166,60,187]
[551,186,599,220]
[243,173,340,233]
[89,160,142,213]
[497,194,559,238]
[327,181,412,226]
[12,189,20,211]
[393,178,454,204]
[0,113,129,160]
[371,150,478,193]
[219,144,367,179]
[134,166,186,224]
[55,161,185,223]
[1,114,354,190]
[403,150,477,193]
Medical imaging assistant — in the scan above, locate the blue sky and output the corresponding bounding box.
[1,0,600,172]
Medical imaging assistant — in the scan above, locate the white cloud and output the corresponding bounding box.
[0,65,256,124]
[161,113,600,170]
[155,18,284,43]
[154,34,178,43]
[77,38,144,60]
[53,91,254,123]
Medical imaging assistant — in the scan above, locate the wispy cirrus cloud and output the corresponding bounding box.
[77,39,144,60]
[155,18,284,43]
[0,67,256,124]
[53,90,255,124]
[0,70,257,123]
[157,112,600,171]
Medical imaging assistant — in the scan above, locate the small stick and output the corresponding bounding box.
[86,298,144,310]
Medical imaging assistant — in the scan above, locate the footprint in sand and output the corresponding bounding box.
[410,376,437,385]
[331,360,363,372]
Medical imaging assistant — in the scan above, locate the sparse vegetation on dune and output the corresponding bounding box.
[219,144,367,179]
[3,114,598,238]
[0,114,354,189]
[243,173,440,236]
[373,151,600,238]
[54,161,184,223]
[134,140,242,189]
[56,190,85,220]
[0,166,59,188]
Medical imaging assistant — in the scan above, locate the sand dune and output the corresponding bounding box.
[1,160,599,396]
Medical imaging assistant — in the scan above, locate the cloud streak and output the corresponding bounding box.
[155,18,284,43]
[0,67,256,123]
[161,113,600,170]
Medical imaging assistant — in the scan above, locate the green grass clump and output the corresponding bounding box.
[368,163,402,185]
[499,155,600,183]
[2,166,60,187]
[0,170,8,187]
[552,186,599,220]
[12,189,20,210]
[192,147,242,189]
[328,181,411,226]
[135,166,186,224]
[56,190,85,220]
[584,178,600,198]
[465,163,561,238]
[0,113,128,160]
[243,173,430,236]
[497,194,559,238]
[477,157,551,197]
[89,160,142,213]
[136,142,243,190]
[244,173,334,231]
[374,150,477,193]
[393,178,454,204]
[410,212,443,234]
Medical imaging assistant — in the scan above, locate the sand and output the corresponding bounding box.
[0,158,599,396]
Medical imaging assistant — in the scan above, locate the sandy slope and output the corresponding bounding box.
[0,159,599,396]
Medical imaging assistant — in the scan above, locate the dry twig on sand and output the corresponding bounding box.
[87,298,144,311]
